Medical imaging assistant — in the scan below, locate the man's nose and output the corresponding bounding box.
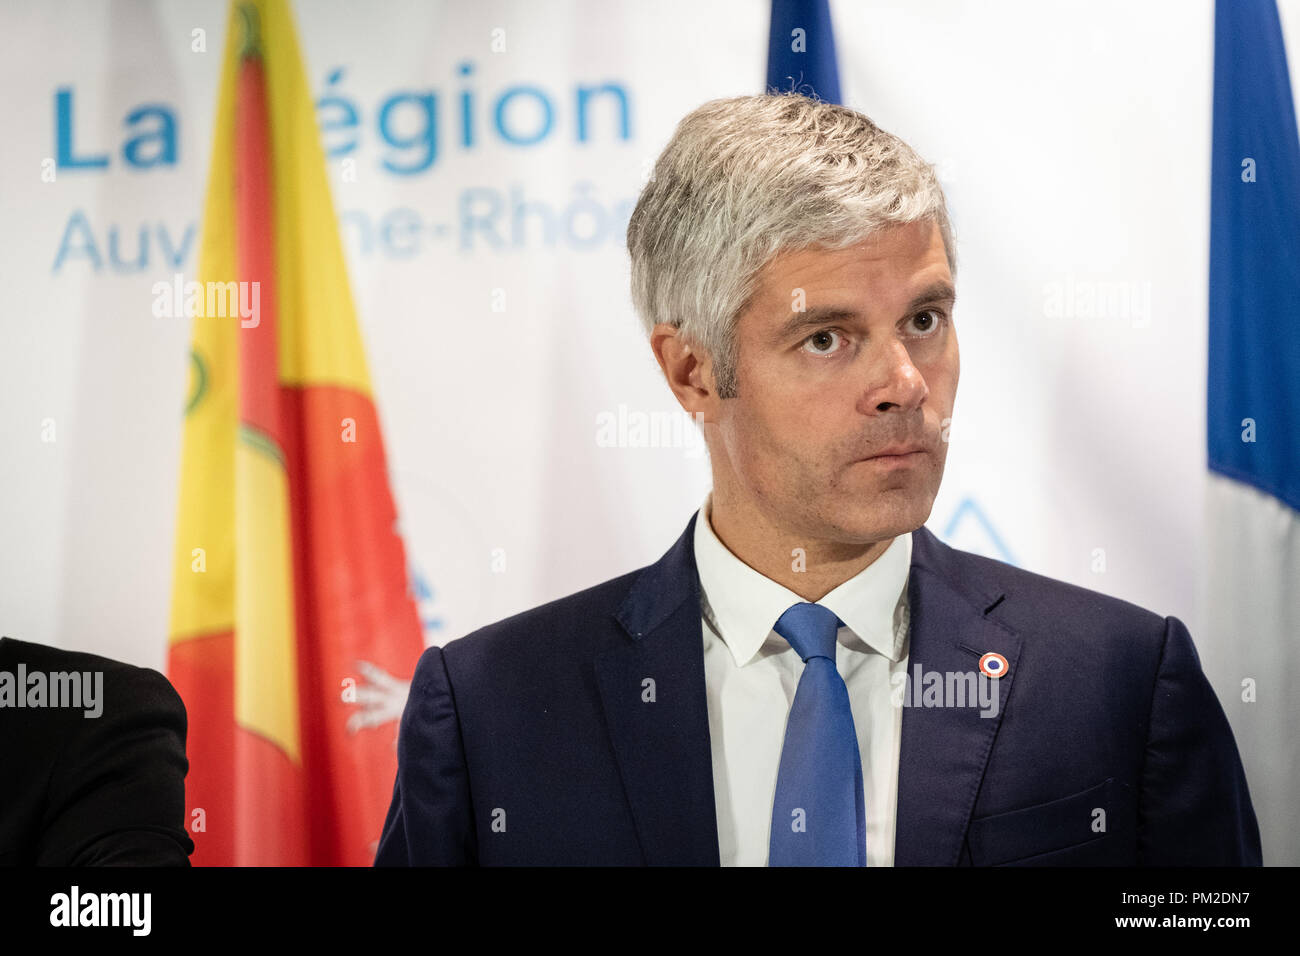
[859,337,928,414]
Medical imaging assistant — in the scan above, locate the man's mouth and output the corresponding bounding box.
[856,443,929,462]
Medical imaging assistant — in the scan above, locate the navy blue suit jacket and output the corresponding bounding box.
[375,513,1262,866]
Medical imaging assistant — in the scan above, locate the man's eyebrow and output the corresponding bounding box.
[773,306,860,342]
[904,280,958,313]
[771,280,957,341]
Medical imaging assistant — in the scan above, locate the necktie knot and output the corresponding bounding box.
[773,602,842,662]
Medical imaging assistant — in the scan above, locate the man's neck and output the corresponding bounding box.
[706,489,894,603]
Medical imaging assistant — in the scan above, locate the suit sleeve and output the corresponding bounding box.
[1137,615,1262,865]
[374,645,477,866]
[38,666,195,866]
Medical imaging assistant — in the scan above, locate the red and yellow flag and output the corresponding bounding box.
[168,0,423,865]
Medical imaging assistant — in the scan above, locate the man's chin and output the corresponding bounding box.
[822,495,934,544]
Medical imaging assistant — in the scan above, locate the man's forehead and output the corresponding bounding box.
[746,224,952,320]
[759,222,945,283]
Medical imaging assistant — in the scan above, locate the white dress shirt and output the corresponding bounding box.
[693,491,912,866]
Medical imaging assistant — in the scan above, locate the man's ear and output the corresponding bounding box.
[650,323,718,422]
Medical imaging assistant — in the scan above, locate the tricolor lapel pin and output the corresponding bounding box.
[978,652,1008,679]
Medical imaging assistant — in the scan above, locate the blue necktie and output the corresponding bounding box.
[768,602,867,866]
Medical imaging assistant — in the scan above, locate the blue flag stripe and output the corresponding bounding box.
[767,0,841,104]
[1209,0,1300,511]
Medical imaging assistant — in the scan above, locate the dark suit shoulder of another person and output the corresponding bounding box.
[0,637,195,866]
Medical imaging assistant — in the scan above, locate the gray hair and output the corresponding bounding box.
[626,92,956,398]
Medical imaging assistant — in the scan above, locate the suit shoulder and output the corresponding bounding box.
[921,533,1169,641]
[0,637,185,716]
[441,565,645,667]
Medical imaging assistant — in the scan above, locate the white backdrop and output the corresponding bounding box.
[0,0,1293,862]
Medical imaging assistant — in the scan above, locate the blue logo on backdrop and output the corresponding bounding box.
[50,61,637,274]
[408,564,444,646]
[941,497,1017,566]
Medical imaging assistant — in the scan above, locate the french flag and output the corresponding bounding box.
[1208,0,1300,866]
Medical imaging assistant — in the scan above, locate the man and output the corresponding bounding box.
[0,637,195,865]
[375,93,1261,866]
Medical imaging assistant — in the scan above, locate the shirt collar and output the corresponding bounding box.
[693,490,911,667]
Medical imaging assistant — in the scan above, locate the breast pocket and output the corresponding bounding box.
[966,778,1130,866]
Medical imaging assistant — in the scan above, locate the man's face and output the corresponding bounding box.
[713,219,958,545]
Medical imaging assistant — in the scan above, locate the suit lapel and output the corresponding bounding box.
[596,511,721,865]
[894,525,1023,865]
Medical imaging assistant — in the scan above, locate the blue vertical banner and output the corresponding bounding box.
[1206,0,1300,866]
[767,0,841,103]
[1209,0,1300,511]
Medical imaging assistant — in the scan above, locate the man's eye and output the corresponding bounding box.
[802,329,844,355]
[909,309,946,335]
